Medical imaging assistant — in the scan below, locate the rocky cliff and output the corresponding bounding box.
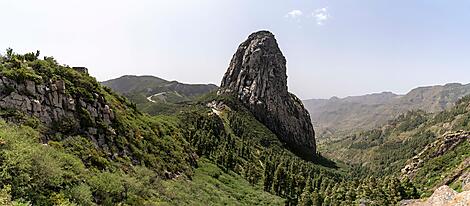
[0,75,117,154]
[401,130,470,196]
[402,131,470,180]
[218,31,316,159]
[0,77,114,125]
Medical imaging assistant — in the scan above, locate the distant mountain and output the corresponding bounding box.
[2,33,468,205]
[304,83,470,137]
[102,75,218,103]
[318,95,470,196]
[101,75,218,114]
[0,40,346,205]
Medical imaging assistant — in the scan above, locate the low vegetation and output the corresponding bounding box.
[320,96,470,196]
[162,158,285,205]
[0,50,467,205]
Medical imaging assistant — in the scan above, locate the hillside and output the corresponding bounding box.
[0,49,412,206]
[318,95,470,196]
[0,49,301,205]
[101,75,217,115]
[304,83,470,138]
[1,31,468,205]
[0,36,426,205]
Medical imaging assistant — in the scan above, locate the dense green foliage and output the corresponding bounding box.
[0,49,197,174]
[1,50,465,205]
[320,96,470,196]
[0,117,289,205]
[176,94,419,205]
[410,140,469,195]
[0,50,197,205]
[0,120,173,205]
[162,158,285,205]
[101,75,217,116]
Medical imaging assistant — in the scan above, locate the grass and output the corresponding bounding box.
[160,158,285,205]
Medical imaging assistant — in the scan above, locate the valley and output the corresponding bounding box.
[304,83,470,139]
[0,31,468,206]
[2,0,469,204]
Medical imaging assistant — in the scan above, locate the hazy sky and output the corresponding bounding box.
[1,0,469,99]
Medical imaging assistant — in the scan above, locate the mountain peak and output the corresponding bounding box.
[219,31,316,159]
[247,30,275,39]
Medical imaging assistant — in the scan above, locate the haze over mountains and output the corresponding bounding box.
[2,0,470,204]
[0,30,469,205]
[303,83,470,137]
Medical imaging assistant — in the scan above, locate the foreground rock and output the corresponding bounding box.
[401,185,470,206]
[0,76,116,153]
[218,31,316,159]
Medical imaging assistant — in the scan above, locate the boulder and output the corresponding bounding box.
[25,80,36,95]
[401,185,470,206]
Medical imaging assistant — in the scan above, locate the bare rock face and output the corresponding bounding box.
[402,131,470,179]
[219,31,316,159]
[0,76,116,154]
[400,185,470,206]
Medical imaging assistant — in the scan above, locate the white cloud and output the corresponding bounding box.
[313,7,329,25]
[285,10,303,18]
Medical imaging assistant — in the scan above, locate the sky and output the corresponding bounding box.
[0,0,469,99]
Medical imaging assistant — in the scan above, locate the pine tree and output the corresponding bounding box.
[400,177,419,199]
[298,177,314,205]
[272,161,287,196]
[298,190,313,206]
[311,191,323,206]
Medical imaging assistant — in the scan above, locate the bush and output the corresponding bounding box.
[0,120,85,205]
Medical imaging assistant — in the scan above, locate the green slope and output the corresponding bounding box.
[319,96,470,196]
[161,158,285,205]
[0,50,432,205]
[101,75,218,115]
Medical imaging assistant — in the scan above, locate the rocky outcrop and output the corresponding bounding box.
[401,185,470,206]
[402,131,470,179]
[218,31,316,159]
[72,67,89,74]
[0,76,116,153]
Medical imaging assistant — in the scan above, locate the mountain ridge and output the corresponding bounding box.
[101,75,218,115]
[0,31,468,205]
[318,94,470,195]
[304,82,470,137]
[102,75,218,98]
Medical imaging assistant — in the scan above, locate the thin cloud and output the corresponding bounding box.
[313,7,329,25]
[285,10,303,18]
